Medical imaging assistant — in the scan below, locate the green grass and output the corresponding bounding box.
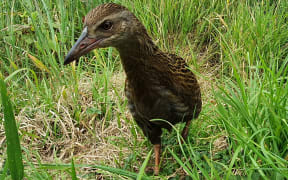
[0,0,288,179]
[0,78,24,180]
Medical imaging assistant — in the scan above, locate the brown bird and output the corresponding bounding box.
[64,3,202,175]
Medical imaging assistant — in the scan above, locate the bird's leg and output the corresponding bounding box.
[181,120,192,142]
[153,143,161,175]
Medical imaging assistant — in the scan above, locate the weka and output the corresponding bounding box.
[64,3,202,175]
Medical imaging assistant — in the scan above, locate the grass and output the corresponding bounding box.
[0,78,24,180]
[0,0,287,179]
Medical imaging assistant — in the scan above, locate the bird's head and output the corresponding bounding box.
[64,3,140,65]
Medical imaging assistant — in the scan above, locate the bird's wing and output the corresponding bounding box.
[156,53,202,118]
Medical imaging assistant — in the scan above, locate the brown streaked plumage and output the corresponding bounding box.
[64,3,202,175]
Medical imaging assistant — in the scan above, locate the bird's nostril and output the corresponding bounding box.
[80,43,86,49]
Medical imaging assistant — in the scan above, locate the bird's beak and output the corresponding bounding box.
[64,26,103,65]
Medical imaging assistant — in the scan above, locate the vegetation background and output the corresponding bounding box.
[0,0,287,179]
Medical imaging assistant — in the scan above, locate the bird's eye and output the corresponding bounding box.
[100,21,113,30]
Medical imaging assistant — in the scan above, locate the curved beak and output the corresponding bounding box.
[64,26,103,65]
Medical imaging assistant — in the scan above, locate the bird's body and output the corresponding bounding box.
[64,3,201,175]
[122,50,201,145]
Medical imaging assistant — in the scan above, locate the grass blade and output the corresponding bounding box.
[0,78,24,179]
[27,53,51,74]
[39,163,150,179]
[70,158,78,180]
[137,149,152,180]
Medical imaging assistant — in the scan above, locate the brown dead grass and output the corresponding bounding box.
[0,72,145,178]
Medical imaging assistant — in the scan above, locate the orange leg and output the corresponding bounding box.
[181,120,192,142]
[154,144,161,175]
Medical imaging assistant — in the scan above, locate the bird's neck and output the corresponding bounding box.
[116,33,159,77]
[117,32,158,58]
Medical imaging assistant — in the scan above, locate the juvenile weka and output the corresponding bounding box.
[64,3,202,175]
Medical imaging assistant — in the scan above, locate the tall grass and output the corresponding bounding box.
[212,1,288,178]
[214,51,288,178]
[0,0,287,179]
[0,79,24,179]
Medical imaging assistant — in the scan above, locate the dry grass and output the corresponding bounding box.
[0,71,146,177]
